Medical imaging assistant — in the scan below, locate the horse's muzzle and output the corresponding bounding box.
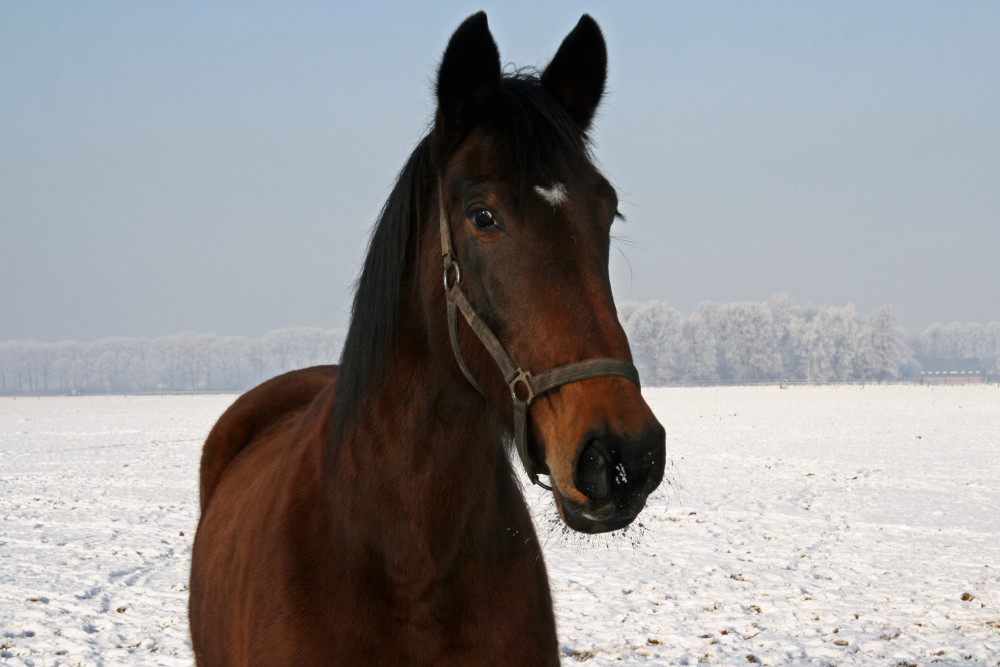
[557,423,665,533]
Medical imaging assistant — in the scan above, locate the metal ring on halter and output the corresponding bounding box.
[443,262,462,291]
[509,369,534,404]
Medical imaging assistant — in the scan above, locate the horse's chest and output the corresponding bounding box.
[330,535,557,663]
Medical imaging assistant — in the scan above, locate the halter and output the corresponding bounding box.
[438,180,641,489]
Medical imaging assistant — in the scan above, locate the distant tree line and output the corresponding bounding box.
[2,298,999,394]
[0,328,345,395]
[621,296,1000,384]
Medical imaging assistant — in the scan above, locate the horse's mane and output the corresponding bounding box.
[330,70,593,445]
[329,134,431,447]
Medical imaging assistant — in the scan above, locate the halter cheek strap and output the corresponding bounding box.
[438,180,641,489]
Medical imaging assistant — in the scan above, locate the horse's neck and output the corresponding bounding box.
[325,353,521,567]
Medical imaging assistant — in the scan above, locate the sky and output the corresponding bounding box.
[2,1,998,343]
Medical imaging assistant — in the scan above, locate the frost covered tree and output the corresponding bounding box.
[1,342,52,393]
[912,321,1000,374]
[828,305,863,381]
[678,312,719,383]
[211,335,251,391]
[858,307,908,379]
[984,323,1000,374]
[701,301,782,381]
[616,302,642,330]
[53,341,86,394]
[623,302,682,384]
[786,305,875,381]
[767,294,801,378]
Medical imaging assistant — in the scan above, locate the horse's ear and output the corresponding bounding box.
[541,15,607,130]
[436,12,501,149]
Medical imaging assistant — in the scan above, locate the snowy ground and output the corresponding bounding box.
[1,385,998,666]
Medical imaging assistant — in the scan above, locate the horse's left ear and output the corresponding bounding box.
[542,15,607,130]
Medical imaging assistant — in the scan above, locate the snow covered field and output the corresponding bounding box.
[2,385,998,666]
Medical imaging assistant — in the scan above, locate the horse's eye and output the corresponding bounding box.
[469,208,497,231]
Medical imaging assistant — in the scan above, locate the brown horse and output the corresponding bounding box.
[189,12,665,666]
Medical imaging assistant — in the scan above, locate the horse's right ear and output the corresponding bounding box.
[435,12,501,151]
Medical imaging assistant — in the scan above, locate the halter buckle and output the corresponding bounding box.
[509,369,534,404]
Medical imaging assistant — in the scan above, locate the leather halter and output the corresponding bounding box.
[438,181,641,489]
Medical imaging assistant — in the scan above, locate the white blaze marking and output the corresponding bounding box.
[534,183,569,207]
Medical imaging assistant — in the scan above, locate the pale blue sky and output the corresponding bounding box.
[2,2,998,342]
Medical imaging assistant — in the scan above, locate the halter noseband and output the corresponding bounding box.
[438,180,641,489]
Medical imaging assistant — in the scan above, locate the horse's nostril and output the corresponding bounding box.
[573,426,665,505]
[574,439,613,502]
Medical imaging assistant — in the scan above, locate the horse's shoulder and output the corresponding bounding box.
[198,365,338,508]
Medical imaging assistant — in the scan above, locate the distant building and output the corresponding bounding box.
[919,358,987,384]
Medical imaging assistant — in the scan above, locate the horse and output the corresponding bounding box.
[189,12,665,665]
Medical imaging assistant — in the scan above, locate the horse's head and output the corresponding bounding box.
[427,13,665,534]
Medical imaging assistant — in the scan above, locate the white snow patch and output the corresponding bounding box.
[2,385,999,665]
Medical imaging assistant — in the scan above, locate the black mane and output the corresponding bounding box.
[330,72,593,444]
[329,134,431,446]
